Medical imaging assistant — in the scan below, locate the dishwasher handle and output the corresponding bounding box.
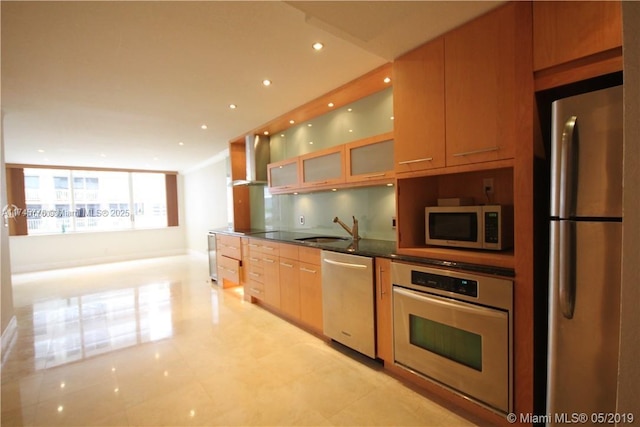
[323,258,368,270]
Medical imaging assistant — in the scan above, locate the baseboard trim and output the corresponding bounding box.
[11,249,187,273]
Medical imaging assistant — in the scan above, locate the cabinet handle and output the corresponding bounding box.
[300,267,317,274]
[452,146,499,157]
[249,288,262,295]
[280,262,294,268]
[363,173,386,179]
[398,157,433,165]
[249,257,259,262]
[228,246,238,250]
[248,244,259,248]
[249,272,260,277]
[262,246,274,251]
[225,268,237,274]
[263,258,275,263]
[378,265,386,299]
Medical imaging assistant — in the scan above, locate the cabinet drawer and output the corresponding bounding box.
[245,280,265,300]
[246,269,264,284]
[218,235,242,260]
[259,241,280,255]
[218,255,241,284]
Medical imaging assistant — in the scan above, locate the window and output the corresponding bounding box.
[22,168,173,235]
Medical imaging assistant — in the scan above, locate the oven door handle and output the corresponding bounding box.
[393,287,506,319]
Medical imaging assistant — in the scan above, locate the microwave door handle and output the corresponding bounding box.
[559,116,578,219]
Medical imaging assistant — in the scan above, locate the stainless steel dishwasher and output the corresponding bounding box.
[321,250,375,358]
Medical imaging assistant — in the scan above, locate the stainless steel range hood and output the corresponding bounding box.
[232,134,270,186]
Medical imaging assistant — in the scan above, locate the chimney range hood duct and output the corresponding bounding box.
[232,134,270,186]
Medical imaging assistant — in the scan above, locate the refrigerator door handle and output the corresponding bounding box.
[558,220,576,319]
[559,116,578,219]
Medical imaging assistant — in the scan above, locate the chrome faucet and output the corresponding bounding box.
[333,216,360,240]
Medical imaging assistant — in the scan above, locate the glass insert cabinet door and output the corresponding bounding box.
[345,133,394,182]
[268,158,299,192]
[300,146,345,187]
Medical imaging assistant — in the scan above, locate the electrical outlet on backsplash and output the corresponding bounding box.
[265,185,397,241]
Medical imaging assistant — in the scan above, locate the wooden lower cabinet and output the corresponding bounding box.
[299,261,322,332]
[375,257,393,361]
[262,253,280,309]
[279,257,301,320]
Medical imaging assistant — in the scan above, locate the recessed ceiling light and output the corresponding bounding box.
[38,149,45,153]
[384,77,391,84]
[262,79,272,87]
[387,183,394,187]
[309,141,314,145]
[100,153,106,157]
[347,108,353,112]
[390,116,395,120]
[229,104,237,109]
[312,42,324,51]
[178,141,184,146]
[263,131,269,135]
[307,123,312,127]
[201,124,207,129]
[331,188,337,192]
[280,134,285,137]
[348,129,353,133]
[289,120,295,124]
[328,102,334,108]
[153,157,159,161]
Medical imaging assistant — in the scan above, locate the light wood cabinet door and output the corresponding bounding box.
[393,37,445,174]
[533,1,622,71]
[444,2,530,166]
[299,261,323,332]
[262,253,280,309]
[345,133,395,183]
[300,146,345,188]
[279,258,300,320]
[268,158,300,194]
[375,257,392,361]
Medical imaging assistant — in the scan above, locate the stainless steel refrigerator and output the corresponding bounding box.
[547,85,623,423]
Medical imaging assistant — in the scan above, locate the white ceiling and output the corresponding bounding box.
[1,1,502,173]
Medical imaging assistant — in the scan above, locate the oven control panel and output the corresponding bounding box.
[410,270,478,298]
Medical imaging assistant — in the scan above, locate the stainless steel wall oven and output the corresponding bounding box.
[392,261,513,414]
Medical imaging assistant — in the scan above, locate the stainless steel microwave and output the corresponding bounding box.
[425,205,513,250]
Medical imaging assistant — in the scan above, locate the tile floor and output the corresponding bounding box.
[1,255,481,426]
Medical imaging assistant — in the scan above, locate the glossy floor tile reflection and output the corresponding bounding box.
[2,255,480,426]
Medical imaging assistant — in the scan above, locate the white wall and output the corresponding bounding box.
[617,1,640,414]
[10,226,186,273]
[182,152,229,256]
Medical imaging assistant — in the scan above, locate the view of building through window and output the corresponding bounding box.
[23,168,167,234]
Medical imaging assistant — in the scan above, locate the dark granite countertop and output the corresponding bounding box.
[210,228,514,277]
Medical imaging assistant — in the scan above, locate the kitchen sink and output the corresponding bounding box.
[294,236,350,243]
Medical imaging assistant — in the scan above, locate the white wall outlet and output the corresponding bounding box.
[483,178,494,195]
[299,215,305,225]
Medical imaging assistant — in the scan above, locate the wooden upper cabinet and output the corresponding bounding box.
[268,157,300,194]
[345,132,394,183]
[393,37,446,174]
[300,145,346,188]
[533,1,622,72]
[444,2,531,167]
